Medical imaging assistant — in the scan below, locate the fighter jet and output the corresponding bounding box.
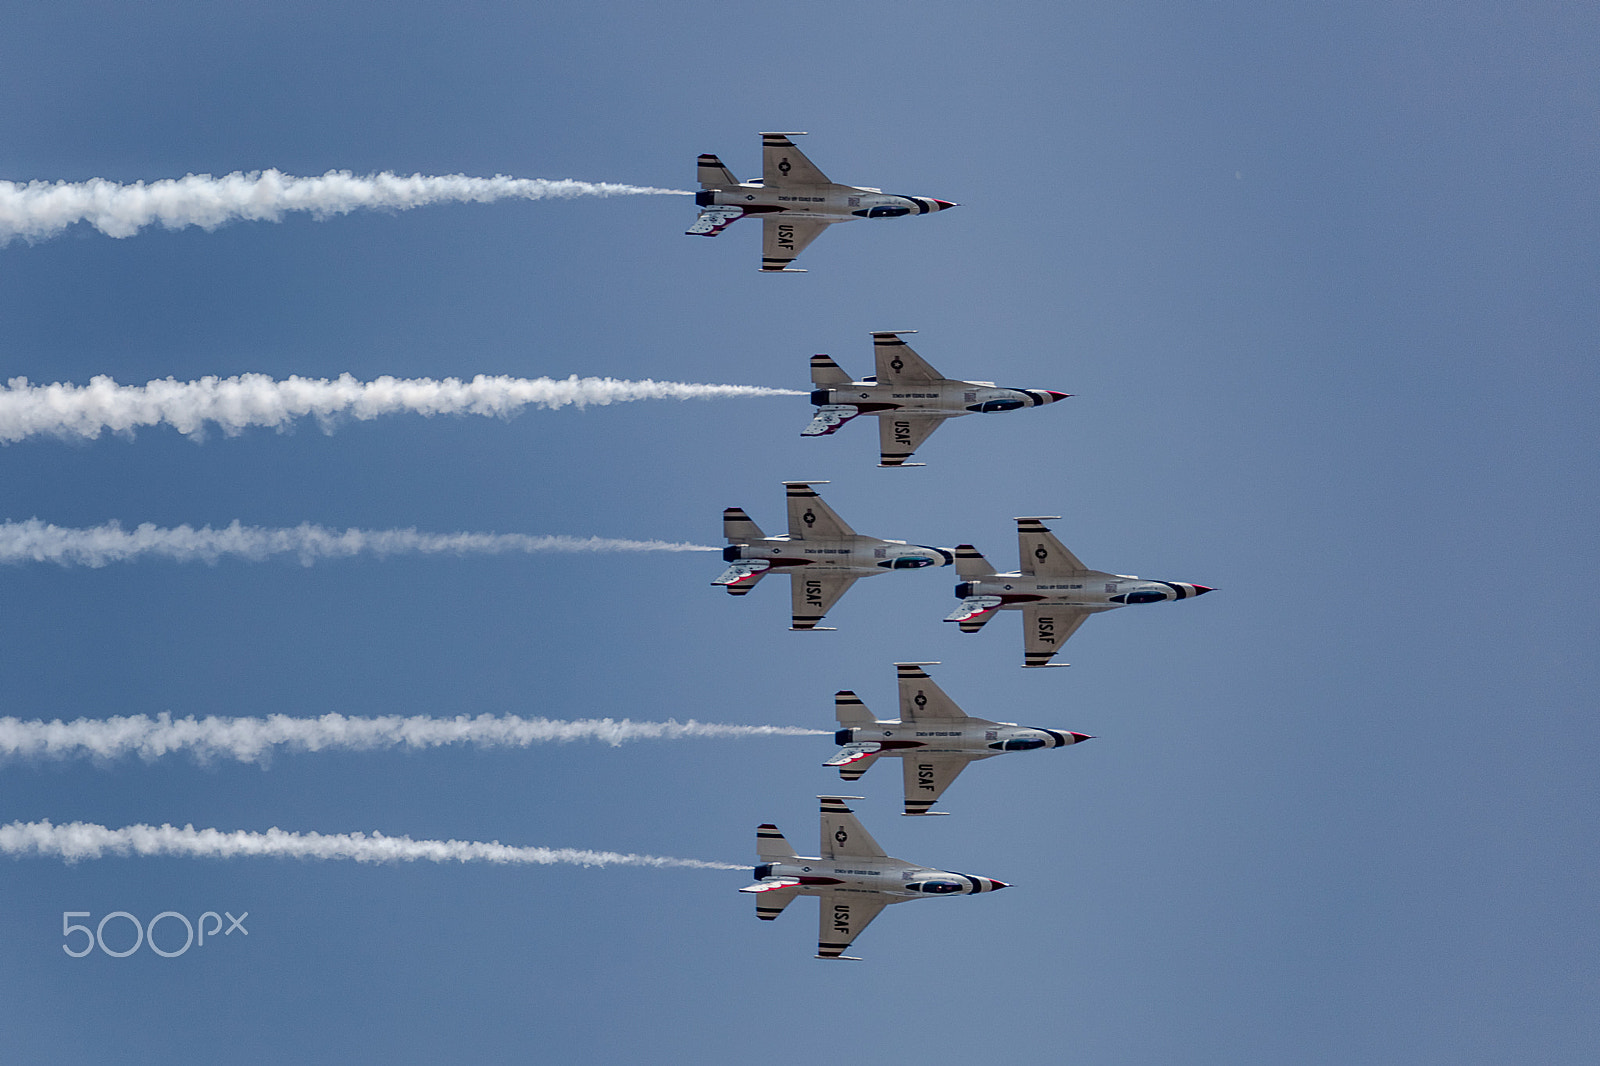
[687,132,957,272]
[827,662,1092,815]
[714,481,952,630]
[741,795,1009,960]
[946,517,1213,667]
[804,331,1071,466]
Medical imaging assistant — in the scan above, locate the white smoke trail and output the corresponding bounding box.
[0,372,803,443]
[0,169,689,243]
[0,713,829,764]
[0,519,715,568]
[0,820,745,870]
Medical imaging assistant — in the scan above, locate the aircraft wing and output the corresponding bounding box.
[1023,605,1094,667]
[871,331,945,385]
[762,217,830,272]
[712,559,770,596]
[903,754,980,815]
[878,413,947,466]
[815,890,889,960]
[820,796,887,859]
[785,482,855,539]
[762,132,832,186]
[1016,517,1088,577]
[802,404,861,437]
[896,663,967,722]
[686,206,745,236]
[789,572,858,630]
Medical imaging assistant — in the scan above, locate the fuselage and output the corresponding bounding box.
[695,182,955,222]
[751,856,1007,899]
[725,535,953,575]
[835,720,1081,756]
[955,570,1212,609]
[810,380,1068,417]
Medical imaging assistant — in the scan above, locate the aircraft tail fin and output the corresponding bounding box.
[698,153,739,188]
[834,690,879,727]
[810,354,852,386]
[723,507,766,544]
[954,544,997,580]
[756,823,799,862]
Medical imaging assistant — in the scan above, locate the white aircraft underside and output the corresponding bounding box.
[715,481,952,630]
[802,331,1069,466]
[947,517,1213,667]
[741,796,1008,959]
[687,133,957,272]
[827,662,1091,814]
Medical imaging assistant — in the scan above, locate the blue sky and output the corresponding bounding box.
[2,2,1596,1063]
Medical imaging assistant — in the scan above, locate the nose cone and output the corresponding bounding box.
[1045,391,1071,402]
[1069,732,1094,744]
[932,199,959,210]
[1191,585,1215,596]
[988,880,1009,890]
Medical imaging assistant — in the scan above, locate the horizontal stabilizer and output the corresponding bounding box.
[686,206,745,237]
[953,544,997,580]
[824,742,882,767]
[756,823,799,862]
[834,690,878,727]
[723,507,766,543]
[739,878,800,893]
[747,881,800,921]
[946,596,1002,632]
[802,404,859,437]
[713,560,770,593]
[810,354,852,386]
[697,153,740,188]
[836,754,877,781]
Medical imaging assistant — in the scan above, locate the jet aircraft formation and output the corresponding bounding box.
[694,134,1214,958]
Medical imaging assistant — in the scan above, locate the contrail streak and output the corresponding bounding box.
[0,169,689,243]
[0,820,745,870]
[0,519,715,568]
[0,713,829,764]
[0,372,803,443]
